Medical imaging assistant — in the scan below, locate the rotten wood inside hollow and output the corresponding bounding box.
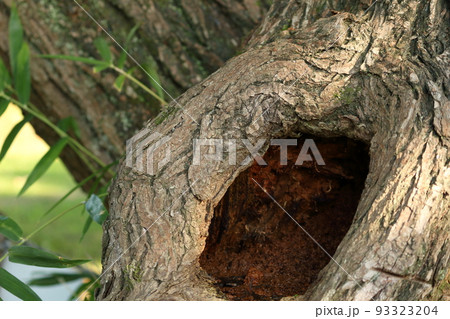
[200,136,370,300]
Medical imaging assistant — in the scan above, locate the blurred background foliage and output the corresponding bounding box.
[0,103,102,262]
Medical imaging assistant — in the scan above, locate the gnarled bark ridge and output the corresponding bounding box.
[96,0,448,300]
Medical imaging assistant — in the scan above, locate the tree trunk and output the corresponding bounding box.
[0,0,270,185]
[1,0,448,301]
[95,0,450,300]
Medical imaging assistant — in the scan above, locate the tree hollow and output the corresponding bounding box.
[200,136,370,300]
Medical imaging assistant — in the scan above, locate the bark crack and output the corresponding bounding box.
[372,267,433,286]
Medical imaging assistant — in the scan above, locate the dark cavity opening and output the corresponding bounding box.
[200,136,370,300]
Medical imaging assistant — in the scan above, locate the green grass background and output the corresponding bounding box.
[0,104,102,264]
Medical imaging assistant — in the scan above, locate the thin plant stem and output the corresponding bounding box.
[112,66,167,106]
[0,202,84,263]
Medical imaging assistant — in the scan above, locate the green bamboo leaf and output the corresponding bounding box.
[0,268,41,301]
[144,60,164,100]
[29,272,92,286]
[18,137,68,196]
[0,113,33,162]
[125,23,141,45]
[0,58,11,92]
[80,215,93,241]
[0,98,9,117]
[80,165,113,236]
[85,194,108,224]
[40,54,110,67]
[117,52,127,70]
[0,216,23,241]
[113,67,135,92]
[97,179,112,196]
[113,74,126,92]
[57,116,81,139]
[93,64,109,73]
[116,23,141,69]
[9,246,90,268]
[15,42,31,104]
[94,38,113,63]
[8,4,24,79]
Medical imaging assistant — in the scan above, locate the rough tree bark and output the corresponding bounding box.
[95,0,449,300]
